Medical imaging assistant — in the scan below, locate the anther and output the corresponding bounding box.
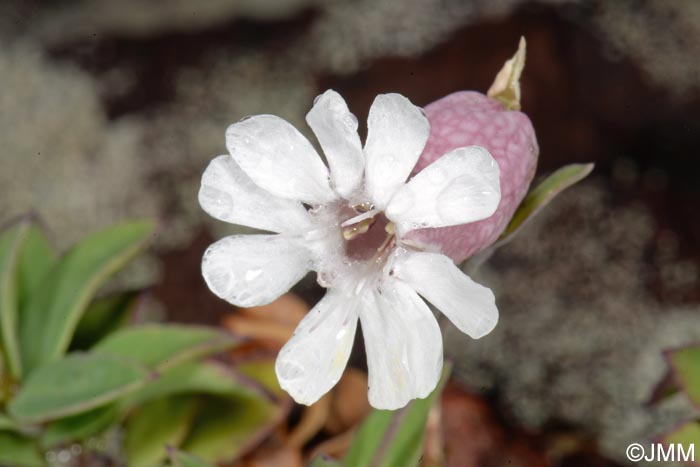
[354,202,375,213]
[343,218,375,240]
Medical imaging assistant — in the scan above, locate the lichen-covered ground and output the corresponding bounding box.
[2,1,699,465]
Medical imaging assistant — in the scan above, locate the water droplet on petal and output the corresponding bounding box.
[200,186,233,218]
[278,360,305,380]
[317,270,337,287]
[245,269,262,282]
[345,113,358,128]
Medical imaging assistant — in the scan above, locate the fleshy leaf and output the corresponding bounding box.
[0,220,30,379]
[19,220,156,373]
[343,363,451,467]
[666,345,700,408]
[168,449,216,467]
[71,291,141,351]
[17,222,56,311]
[8,353,150,424]
[661,421,700,465]
[0,412,20,432]
[181,395,281,464]
[41,360,266,449]
[41,404,119,448]
[93,324,237,371]
[126,395,199,467]
[498,163,594,244]
[123,360,264,409]
[0,432,43,467]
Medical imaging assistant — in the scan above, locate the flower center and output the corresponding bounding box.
[341,203,395,262]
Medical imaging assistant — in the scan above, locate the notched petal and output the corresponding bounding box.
[198,155,311,232]
[364,94,430,209]
[360,281,443,410]
[392,251,498,339]
[386,146,501,234]
[306,90,365,198]
[202,234,311,308]
[276,289,359,405]
[226,115,336,204]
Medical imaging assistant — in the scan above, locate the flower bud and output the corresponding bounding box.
[406,39,539,262]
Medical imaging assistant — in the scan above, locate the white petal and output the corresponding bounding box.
[364,94,430,209]
[360,280,443,410]
[306,90,365,198]
[226,115,336,204]
[392,251,498,339]
[386,146,501,234]
[276,289,359,405]
[199,155,311,232]
[202,234,310,307]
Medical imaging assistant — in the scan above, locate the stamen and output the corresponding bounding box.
[343,218,375,240]
[373,234,396,263]
[355,202,375,213]
[341,208,380,227]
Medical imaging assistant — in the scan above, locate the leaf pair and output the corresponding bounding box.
[0,218,159,465]
[18,220,156,374]
[7,322,271,466]
[0,218,156,383]
[8,324,236,424]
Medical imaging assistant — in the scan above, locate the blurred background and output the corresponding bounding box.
[1,1,699,465]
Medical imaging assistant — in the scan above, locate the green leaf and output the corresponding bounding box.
[126,395,199,467]
[309,454,342,466]
[41,404,120,449]
[168,449,216,467]
[236,359,284,398]
[94,324,237,371]
[0,220,29,379]
[498,163,594,243]
[19,220,156,373]
[71,291,140,351]
[181,394,280,464]
[17,222,56,311]
[0,412,20,432]
[343,363,451,467]
[8,353,150,424]
[0,432,42,467]
[124,360,263,410]
[41,360,261,449]
[662,420,700,458]
[667,345,700,408]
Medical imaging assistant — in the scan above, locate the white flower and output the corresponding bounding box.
[199,90,501,410]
